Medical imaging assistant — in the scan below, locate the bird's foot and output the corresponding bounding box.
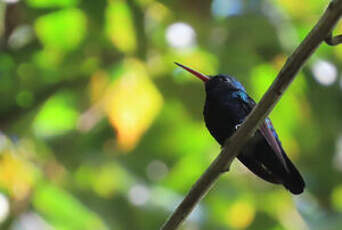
[235,120,244,130]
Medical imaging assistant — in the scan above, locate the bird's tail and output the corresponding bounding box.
[238,143,305,195]
[281,154,305,195]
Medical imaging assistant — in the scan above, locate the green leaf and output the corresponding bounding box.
[33,91,79,137]
[106,1,137,53]
[35,9,86,50]
[26,0,80,8]
[33,182,108,230]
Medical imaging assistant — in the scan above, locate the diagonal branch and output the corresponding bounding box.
[161,0,342,229]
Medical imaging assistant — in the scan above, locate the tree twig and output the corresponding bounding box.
[161,0,342,229]
[325,31,342,45]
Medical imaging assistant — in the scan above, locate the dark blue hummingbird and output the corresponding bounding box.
[176,63,305,194]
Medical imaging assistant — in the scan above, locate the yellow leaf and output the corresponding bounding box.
[104,59,163,151]
[0,152,35,200]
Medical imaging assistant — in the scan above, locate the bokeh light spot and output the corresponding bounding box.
[0,193,9,223]
[146,160,168,181]
[12,212,52,230]
[3,0,20,3]
[226,201,255,228]
[8,25,34,49]
[166,22,196,49]
[129,184,150,206]
[211,0,242,18]
[312,60,337,86]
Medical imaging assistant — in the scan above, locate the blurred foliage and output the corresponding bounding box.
[0,0,342,229]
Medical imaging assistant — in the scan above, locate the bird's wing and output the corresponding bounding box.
[259,118,288,171]
[234,91,289,172]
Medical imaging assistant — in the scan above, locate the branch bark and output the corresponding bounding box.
[161,1,342,229]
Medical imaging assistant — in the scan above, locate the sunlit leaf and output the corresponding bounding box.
[33,91,79,137]
[0,151,36,200]
[26,0,80,8]
[104,59,163,150]
[35,9,87,50]
[275,0,328,19]
[33,183,108,230]
[106,0,137,53]
[332,185,342,212]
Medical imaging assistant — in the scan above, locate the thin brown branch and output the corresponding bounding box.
[161,0,342,229]
[325,32,342,45]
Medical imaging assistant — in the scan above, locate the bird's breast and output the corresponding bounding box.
[203,97,238,145]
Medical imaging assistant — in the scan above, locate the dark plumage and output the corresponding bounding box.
[176,63,305,195]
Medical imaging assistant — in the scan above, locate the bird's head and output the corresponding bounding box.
[175,63,246,93]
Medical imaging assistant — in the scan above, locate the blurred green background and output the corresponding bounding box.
[0,0,342,229]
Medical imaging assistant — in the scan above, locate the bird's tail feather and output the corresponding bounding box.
[281,154,305,195]
[237,148,305,195]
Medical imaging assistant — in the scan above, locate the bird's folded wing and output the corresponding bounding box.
[235,92,289,172]
[259,118,289,172]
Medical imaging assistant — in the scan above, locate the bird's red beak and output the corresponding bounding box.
[175,62,210,82]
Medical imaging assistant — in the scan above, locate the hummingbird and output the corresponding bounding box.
[176,63,305,194]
